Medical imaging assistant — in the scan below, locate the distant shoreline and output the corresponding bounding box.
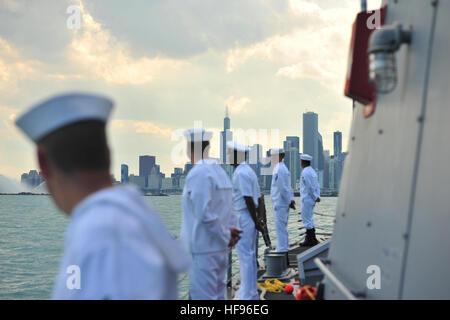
[0,193,50,196]
[0,192,174,196]
[0,193,339,197]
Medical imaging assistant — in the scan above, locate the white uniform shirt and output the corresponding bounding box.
[270,162,294,207]
[180,159,237,254]
[232,162,261,212]
[52,185,190,300]
[300,166,320,202]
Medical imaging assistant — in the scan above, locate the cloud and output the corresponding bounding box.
[0,105,19,138]
[0,0,75,65]
[0,38,41,94]
[111,119,173,138]
[0,36,82,96]
[276,61,339,83]
[0,105,34,181]
[226,28,349,93]
[225,0,371,92]
[1,0,21,13]
[225,96,251,114]
[82,0,296,59]
[67,1,186,85]
[0,0,293,64]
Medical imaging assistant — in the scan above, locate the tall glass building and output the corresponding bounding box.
[121,164,129,183]
[302,112,319,170]
[284,136,300,189]
[139,155,155,177]
[139,155,156,188]
[334,131,342,157]
[220,106,233,165]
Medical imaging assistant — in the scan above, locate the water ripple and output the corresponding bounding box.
[0,194,336,299]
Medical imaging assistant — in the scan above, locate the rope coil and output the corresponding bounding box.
[257,279,287,293]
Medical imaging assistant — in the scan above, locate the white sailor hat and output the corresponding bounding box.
[300,154,313,161]
[269,148,285,155]
[183,128,213,142]
[15,93,113,142]
[226,141,249,152]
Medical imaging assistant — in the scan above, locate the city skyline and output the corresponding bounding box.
[14,104,347,195]
[120,113,348,175]
[15,108,349,185]
[112,109,347,194]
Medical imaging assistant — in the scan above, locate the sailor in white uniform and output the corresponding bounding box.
[180,129,241,300]
[299,154,320,246]
[270,148,295,252]
[15,93,190,299]
[227,142,262,300]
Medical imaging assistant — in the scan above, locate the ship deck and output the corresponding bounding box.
[232,237,329,300]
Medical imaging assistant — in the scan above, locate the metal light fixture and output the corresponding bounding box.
[368,23,411,94]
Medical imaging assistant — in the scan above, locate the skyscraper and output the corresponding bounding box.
[148,166,162,191]
[284,136,300,151]
[20,173,28,185]
[20,170,43,188]
[317,133,324,187]
[139,155,155,177]
[334,131,342,157]
[284,136,300,189]
[249,144,264,188]
[184,162,193,176]
[303,112,319,170]
[171,168,184,189]
[220,106,233,164]
[323,150,330,189]
[329,155,337,189]
[121,164,129,183]
[139,155,156,188]
[249,144,263,166]
[318,133,324,171]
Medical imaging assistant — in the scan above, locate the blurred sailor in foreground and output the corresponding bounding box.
[299,154,320,246]
[15,93,190,299]
[180,129,241,300]
[227,141,262,300]
[270,148,295,252]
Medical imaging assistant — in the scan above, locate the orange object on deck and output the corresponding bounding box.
[284,284,294,294]
[296,285,317,300]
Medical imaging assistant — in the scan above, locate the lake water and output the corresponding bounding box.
[0,194,336,299]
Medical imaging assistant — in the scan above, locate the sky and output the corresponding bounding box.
[0,0,381,181]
